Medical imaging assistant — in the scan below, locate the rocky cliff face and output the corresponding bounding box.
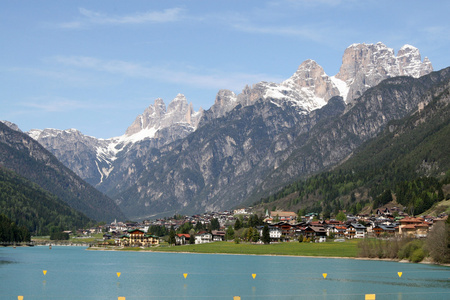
[1,121,22,132]
[206,43,432,121]
[125,94,202,137]
[23,43,438,219]
[29,94,203,187]
[335,43,433,102]
[27,128,110,186]
[115,96,347,218]
[113,68,449,218]
[247,68,450,203]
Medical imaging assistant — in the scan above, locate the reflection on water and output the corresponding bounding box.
[0,246,448,300]
[0,259,14,265]
[328,276,450,289]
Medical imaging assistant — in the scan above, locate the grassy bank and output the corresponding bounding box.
[32,233,105,245]
[134,240,359,258]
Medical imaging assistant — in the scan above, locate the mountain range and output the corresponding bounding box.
[7,42,443,220]
[256,72,450,216]
[0,122,125,222]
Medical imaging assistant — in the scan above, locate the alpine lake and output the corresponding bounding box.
[0,246,449,300]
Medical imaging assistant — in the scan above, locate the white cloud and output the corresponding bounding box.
[421,26,450,41]
[22,97,90,113]
[50,55,284,92]
[9,65,112,88]
[58,21,85,29]
[233,23,324,41]
[19,95,122,114]
[79,7,185,24]
[211,3,355,46]
[56,7,185,29]
[271,0,357,8]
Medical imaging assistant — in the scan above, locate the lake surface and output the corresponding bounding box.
[0,246,449,299]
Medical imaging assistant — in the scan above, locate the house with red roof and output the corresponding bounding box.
[175,234,191,245]
[398,217,430,237]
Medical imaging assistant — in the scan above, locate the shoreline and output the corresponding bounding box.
[85,246,450,267]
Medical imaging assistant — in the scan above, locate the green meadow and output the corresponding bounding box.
[141,240,359,258]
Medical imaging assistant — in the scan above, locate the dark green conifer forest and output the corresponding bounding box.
[0,214,30,243]
[0,167,93,237]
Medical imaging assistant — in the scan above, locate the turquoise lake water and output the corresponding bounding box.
[0,246,449,299]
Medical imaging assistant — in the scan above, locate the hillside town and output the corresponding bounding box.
[87,206,448,248]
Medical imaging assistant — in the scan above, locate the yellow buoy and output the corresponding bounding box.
[117,272,121,278]
[233,297,241,300]
[322,273,327,279]
[398,272,402,278]
[252,273,256,279]
[18,296,24,300]
[43,270,47,275]
[118,297,126,300]
[365,294,376,300]
[183,273,188,279]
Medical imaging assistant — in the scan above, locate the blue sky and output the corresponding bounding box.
[1,0,449,138]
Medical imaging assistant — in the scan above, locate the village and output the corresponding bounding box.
[80,206,448,248]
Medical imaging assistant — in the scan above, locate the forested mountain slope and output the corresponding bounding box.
[0,122,125,222]
[255,68,450,216]
[0,167,93,235]
[247,68,450,204]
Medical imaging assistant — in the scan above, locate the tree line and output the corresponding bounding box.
[0,214,30,243]
[258,167,449,217]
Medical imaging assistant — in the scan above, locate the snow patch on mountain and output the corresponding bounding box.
[91,93,202,177]
[24,42,434,188]
[241,42,433,112]
[0,121,22,132]
[330,76,350,100]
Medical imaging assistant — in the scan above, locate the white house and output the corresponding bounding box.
[257,226,282,242]
[195,232,213,244]
[348,223,367,239]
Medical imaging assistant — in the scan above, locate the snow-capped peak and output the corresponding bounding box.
[235,42,433,113]
[399,44,418,51]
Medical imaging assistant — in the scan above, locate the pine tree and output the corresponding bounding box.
[210,218,220,231]
[234,218,242,230]
[168,229,176,246]
[225,226,235,240]
[262,225,270,244]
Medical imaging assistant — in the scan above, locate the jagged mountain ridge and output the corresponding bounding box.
[245,67,450,205]
[255,70,450,214]
[225,42,432,115]
[29,43,432,189]
[336,43,433,102]
[114,96,347,218]
[0,122,125,222]
[28,94,203,187]
[23,42,435,219]
[115,68,449,218]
